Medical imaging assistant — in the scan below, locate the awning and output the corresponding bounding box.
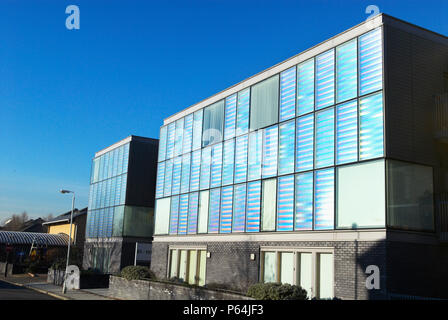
[0,231,68,246]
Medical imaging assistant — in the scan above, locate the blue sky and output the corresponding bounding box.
[0,0,447,221]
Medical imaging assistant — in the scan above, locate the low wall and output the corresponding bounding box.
[109,276,253,300]
[47,269,110,289]
[0,262,13,276]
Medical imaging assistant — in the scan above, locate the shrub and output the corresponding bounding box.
[120,266,155,281]
[168,276,186,284]
[50,258,66,271]
[247,283,308,300]
[25,261,39,274]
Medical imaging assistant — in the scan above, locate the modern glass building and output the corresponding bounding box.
[83,135,158,273]
[151,14,448,299]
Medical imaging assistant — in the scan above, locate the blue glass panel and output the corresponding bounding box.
[183,114,193,154]
[174,118,184,157]
[166,123,175,160]
[296,114,314,172]
[156,162,165,199]
[279,120,295,175]
[178,194,189,235]
[262,125,278,178]
[169,195,180,234]
[297,59,314,116]
[236,88,250,136]
[224,94,237,140]
[336,100,358,164]
[190,150,201,191]
[315,108,335,168]
[210,143,223,188]
[246,181,261,232]
[105,207,113,237]
[336,39,357,102]
[180,153,191,194]
[295,172,313,230]
[232,183,246,233]
[234,135,248,183]
[158,126,167,162]
[277,175,295,231]
[280,67,296,121]
[200,147,212,190]
[123,143,129,173]
[220,186,233,233]
[192,110,203,151]
[171,156,182,195]
[316,49,335,109]
[248,131,262,181]
[188,192,199,234]
[359,92,383,160]
[359,28,383,95]
[314,168,334,230]
[208,188,221,233]
[163,159,173,197]
[222,139,235,186]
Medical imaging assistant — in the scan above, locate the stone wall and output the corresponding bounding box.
[109,276,253,300]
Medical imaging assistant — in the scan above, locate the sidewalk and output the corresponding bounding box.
[1,274,120,300]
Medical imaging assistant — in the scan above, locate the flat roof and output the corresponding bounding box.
[94,135,158,158]
[162,13,448,126]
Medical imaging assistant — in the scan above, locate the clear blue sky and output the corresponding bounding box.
[0,0,447,221]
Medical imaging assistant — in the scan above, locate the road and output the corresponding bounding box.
[0,279,57,300]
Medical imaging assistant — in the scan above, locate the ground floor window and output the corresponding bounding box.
[260,247,334,299]
[168,247,207,286]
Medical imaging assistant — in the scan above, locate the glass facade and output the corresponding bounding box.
[155,27,388,236]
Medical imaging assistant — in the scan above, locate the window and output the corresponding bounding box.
[232,183,246,232]
[190,150,201,192]
[314,168,334,230]
[236,88,250,136]
[336,39,357,103]
[260,248,334,299]
[210,143,223,188]
[220,186,233,233]
[262,125,278,178]
[198,190,209,233]
[336,100,358,164]
[112,205,124,236]
[181,153,191,194]
[222,139,235,186]
[280,67,296,121]
[200,147,212,190]
[164,159,173,197]
[337,160,386,229]
[188,192,199,234]
[277,175,294,231]
[359,92,384,160]
[250,75,279,130]
[169,248,207,286]
[387,160,434,231]
[169,195,180,235]
[174,118,184,157]
[359,28,383,95]
[295,172,313,230]
[278,120,295,175]
[315,108,335,168]
[208,188,221,233]
[316,49,335,109]
[296,114,314,172]
[183,114,193,154]
[246,181,261,232]
[224,94,237,140]
[203,100,224,147]
[192,110,203,151]
[234,135,248,183]
[297,59,315,116]
[261,178,277,231]
[171,156,182,195]
[178,194,189,235]
[248,131,262,181]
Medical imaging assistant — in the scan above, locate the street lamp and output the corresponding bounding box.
[60,189,75,294]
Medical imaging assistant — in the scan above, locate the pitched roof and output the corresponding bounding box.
[42,207,88,225]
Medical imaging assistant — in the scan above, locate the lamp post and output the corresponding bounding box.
[60,189,75,294]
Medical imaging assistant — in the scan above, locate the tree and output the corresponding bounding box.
[2,211,30,231]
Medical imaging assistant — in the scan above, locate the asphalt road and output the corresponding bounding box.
[0,280,57,300]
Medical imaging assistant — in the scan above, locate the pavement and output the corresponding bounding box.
[0,274,120,300]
